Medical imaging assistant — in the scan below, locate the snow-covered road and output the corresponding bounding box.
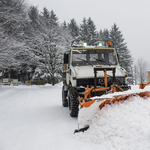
[0,84,78,150]
[1,83,150,150]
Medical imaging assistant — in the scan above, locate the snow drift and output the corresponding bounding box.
[75,86,150,150]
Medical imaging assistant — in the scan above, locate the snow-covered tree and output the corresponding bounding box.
[28,9,72,85]
[133,64,138,85]
[101,29,109,40]
[68,19,79,39]
[79,18,88,43]
[109,23,133,74]
[78,17,98,45]
[86,17,97,45]
[0,0,28,73]
[99,29,110,46]
[136,58,149,83]
[59,23,73,51]
[28,6,42,29]
[0,0,27,36]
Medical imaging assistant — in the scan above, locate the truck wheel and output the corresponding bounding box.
[68,89,79,117]
[62,86,68,107]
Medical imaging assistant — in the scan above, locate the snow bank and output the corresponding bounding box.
[75,86,150,149]
[78,85,150,128]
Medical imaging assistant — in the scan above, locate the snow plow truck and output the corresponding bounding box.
[62,40,150,133]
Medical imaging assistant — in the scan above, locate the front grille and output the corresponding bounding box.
[77,77,126,87]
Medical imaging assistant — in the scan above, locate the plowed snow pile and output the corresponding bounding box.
[75,86,150,149]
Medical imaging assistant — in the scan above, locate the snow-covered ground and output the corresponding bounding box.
[0,83,150,150]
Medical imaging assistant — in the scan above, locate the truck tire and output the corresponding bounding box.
[68,89,79,117]
[62,86,68,107]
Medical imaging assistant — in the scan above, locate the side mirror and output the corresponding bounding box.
[64,53,68,64]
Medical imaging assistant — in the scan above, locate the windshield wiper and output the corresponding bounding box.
[96,58,111,66]
[76,58,93,67]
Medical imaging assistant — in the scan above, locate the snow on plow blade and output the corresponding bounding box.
[81,91,150,110]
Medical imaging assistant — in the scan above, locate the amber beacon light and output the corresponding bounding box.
[108,42,112,47]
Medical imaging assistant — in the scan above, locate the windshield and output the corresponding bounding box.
[72,49,117,66]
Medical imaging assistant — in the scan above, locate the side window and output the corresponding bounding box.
[73,54,86,61]
[108,52,116,64]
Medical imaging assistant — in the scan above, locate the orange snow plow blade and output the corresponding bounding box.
[80,81,150,110]
[81,91,150,110]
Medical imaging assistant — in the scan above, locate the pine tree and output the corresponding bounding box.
[50,10,59,27]
[42,7,50,19]
[63,21,67,29]
[99,29,110,45]
[87,17,97,45]
[103,29,109,40]
[79,17,88,43]
[99,29,103,40]
[109,23,133,74]
[28,6,41,29]
[79,17,97,45]
[42,7,50,27]
[68,19,79,38]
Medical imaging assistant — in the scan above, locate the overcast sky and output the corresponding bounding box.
[27,0,150,63]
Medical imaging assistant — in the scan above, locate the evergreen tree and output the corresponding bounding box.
[103,29,109,40]
[79,17,97,45]
[99,29,103,40]
[42,7,50,27]
[99,29,110,45]
[68,19,79,38]
[63,21,67,29]
[49,10,59,27]
[109,23,133,74]
[79,17,88,43]
[42,7,50,19]
[28,6,41,29]
[87,17,97,45]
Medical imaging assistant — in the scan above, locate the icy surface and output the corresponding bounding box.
[0,84,150,150]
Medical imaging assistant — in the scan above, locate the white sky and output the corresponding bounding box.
[27,0,150,64]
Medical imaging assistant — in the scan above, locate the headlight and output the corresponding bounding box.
[83,42,87,47]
